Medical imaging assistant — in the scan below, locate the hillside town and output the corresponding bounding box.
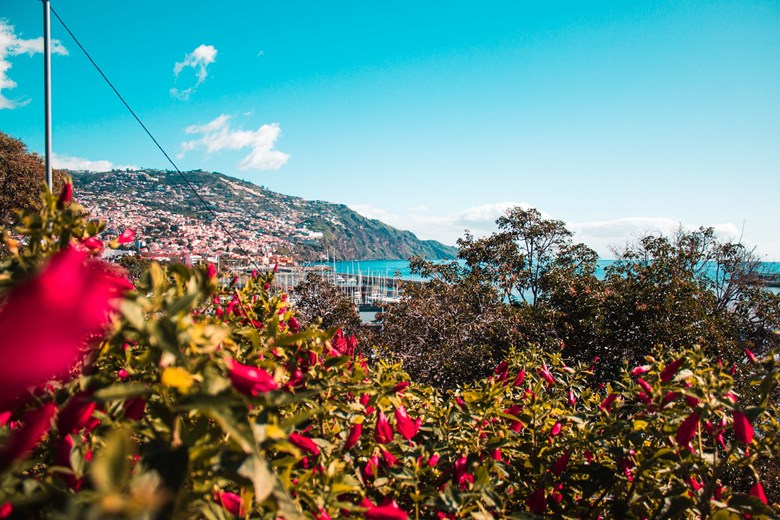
[73,169,322,269]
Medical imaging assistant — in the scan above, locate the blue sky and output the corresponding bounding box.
[2,0,778,258]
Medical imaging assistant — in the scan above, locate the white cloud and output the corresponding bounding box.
[179,114,290,171]
[0,20,68,110]
[170,44,217,100]
[348,202,763,258]
[52,153,137,172]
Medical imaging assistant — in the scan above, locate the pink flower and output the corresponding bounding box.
[637,378,653,395]
[745,348,759,364]
[538,365,556,385]
[733,410,754,444]
[215,490,244,516]
[512,369,525,387]
[0,247,127,403]
[392,381,410,394]
[0,502,11,518]
[289,432,320,456]
[375,411,394,444]
[750,482,767,504]
[116,228,135,244]
[207,264,217,279]
[59,182,73,203]
[288,316,300,333]
[57,392,96,435]
[491,448,502,461]
[600,393,619,412]
[660,358,683,383]
[365,500,408,520]
[0,403,57,469]
[83,236,103,251]
[381,449,398,467]
[344,423,362,450]
[226,358,278,396]
[427,453,440,466]
[550,422,562,436]
[394,406,421,441]
[454,456,474,488]
[567,390,577,406]
[676,412,699,446]
[631,365,650,376]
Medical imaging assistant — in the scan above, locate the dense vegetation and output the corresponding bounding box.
[0,182,777,519]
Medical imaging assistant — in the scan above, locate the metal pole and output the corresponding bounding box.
[43,0,53,191]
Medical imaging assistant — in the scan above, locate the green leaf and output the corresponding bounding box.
[91,428,133,493]
[93,383,151,402]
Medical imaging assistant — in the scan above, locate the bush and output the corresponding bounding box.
[0,186,778,518]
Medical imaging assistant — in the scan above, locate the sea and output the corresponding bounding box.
[309,259,780,295]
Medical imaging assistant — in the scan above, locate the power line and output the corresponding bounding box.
[49,5,262,272]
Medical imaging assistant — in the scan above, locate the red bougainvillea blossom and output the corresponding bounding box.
[289,432,320,456]
[344,423,363,450]
[394,406,421,441]
[116,228,135,244]
[526,488,546,515]
[59,182,73,203]
[733,410,754,445]
[0,403,57,469]
[374,411,394,444]
[215,490,244,516]
[364,499,408,520]
[750,481,768,504]
[226,358,278,396]
[660,358,683,383]
[676,412,699,447]
[0,246,129,404]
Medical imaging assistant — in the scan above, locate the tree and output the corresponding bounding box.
[292,272,362,337]
[379,257,520,389]
[0,132,66,223]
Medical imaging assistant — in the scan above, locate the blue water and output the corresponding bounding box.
[310,259,780,287]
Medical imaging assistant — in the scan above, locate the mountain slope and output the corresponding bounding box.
[70,169,457,261]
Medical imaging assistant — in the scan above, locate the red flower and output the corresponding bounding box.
[344,423,362,450]
[454,456,474,488]
[512,369,525,387]
[226,358,278,396]
[83,236,103,251]
[315,508,332,520]
[526,488,546,515]
[289,432,320,456]
[365,500,408,520]
[215,490,244,516]
[288,316,300,333]
[374,411,394,444]
[600,393,619,412]
[381,449,398,467]
[59,182,73,203]
[117,228,135,244]
[207,264,217,278]
[123,398,146,421]
[552,450,571,476]
[660,358,683,383]
[0,247,127,403]
[392,381,410,394]
[733,410,754,444]
[567,390,577,406]
[494,361,509,381]
[0,403,57,469]
[394,406,421,441]
[538,365,556,385]
[637,378,653,395]
[428,453,440,466]
[57,392,96,435]
[631,365,650,376]
[676,412,699,447]
[745,348,758,364]
[550,422,562,436]
[491,448,502,461]
[750,482,767,504]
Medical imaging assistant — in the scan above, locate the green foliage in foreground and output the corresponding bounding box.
[0,191,778,519]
